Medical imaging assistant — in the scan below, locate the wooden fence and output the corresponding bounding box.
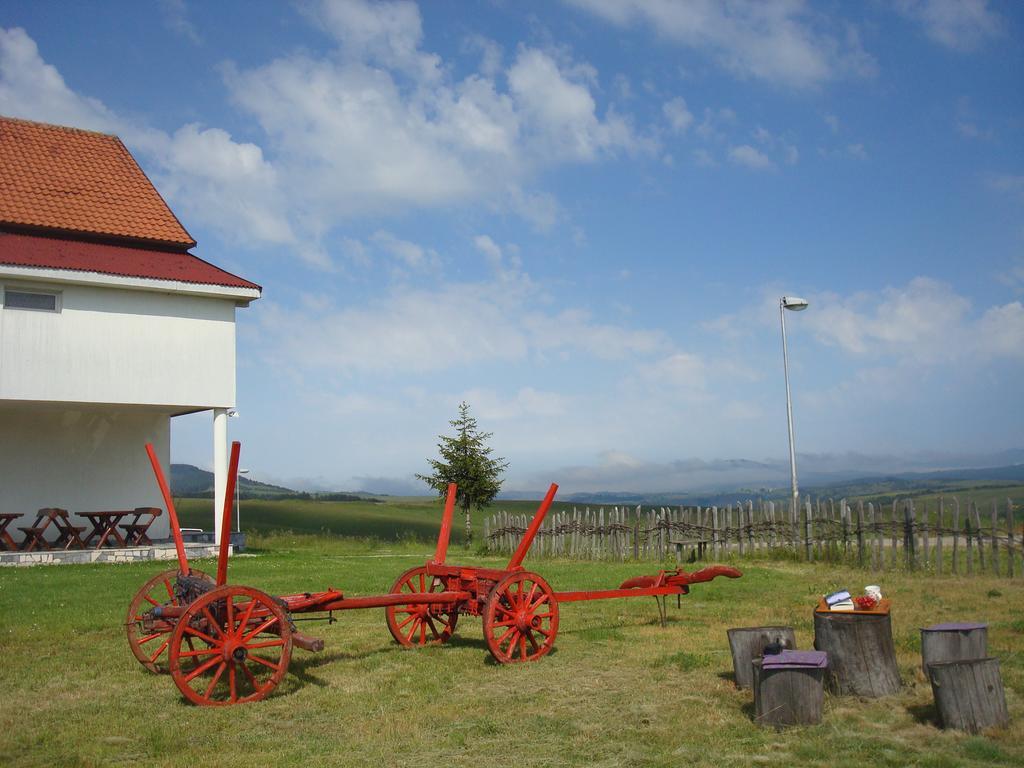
[484,497,1021,576]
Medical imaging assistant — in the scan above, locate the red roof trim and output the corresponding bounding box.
[0,232,261,291]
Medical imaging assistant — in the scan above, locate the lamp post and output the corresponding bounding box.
[236,469,249,532]
[779,296,809,519]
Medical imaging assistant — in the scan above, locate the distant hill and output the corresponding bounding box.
[170,464,369,502]
[508,464,1024,506]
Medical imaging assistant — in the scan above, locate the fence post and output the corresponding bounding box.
[966,502,974,576]
[936,497,944,575]
[803,500,812,562]
[909,501,917,573]
[1007,498,1016,579]
[856,500,864,568]
[972,502,986,573]
[952,498,960,575]
[991,501,1000,577]
[921,499,930,570]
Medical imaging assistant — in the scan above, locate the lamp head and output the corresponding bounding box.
[781,296,809,311]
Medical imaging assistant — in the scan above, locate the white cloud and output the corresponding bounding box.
[460,387,569,420]
[807,277,1024,363]
[159,0,201,45]
[693,148,716,167]
[310,0,441,81]
[371,230,439,271]
[0,27,119,133]
[728,144,774,170]
[998,258,1024,293]
[2,9,649,260]
[565,0,876,88]
[895,0,1002,51]
[976,302,1024,358]
[254,260,671,375]
[0,27,301,259]
[506,47,645,162]
[663,96,693,134]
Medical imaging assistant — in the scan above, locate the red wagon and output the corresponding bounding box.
[127,442,741,705]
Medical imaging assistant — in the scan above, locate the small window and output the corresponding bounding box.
[3,289,60,312]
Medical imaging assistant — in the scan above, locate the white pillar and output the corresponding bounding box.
[213,407,228,545]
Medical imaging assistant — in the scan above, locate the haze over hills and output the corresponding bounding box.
[173,448,1024,505]
[170,464,368,501]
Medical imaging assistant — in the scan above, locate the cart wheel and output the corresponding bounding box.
[125,568,213,673]
[483,571,559,664]
[385,565,459,646]
[169,585,292,706]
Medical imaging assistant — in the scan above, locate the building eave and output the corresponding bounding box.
[0,264,262,305]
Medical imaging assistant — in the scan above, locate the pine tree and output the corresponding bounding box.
[416,401,509,545]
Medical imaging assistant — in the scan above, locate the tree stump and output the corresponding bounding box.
[813,610,900,696]
[752,652,827,728]
[920,622,988,675]
[726,626,796,689]
[929,658,1009,733]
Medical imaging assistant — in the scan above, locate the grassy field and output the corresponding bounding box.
[1,535,1022,768]
[176,496,577,543]
[176,483,1024,547]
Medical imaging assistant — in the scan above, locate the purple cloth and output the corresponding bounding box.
[922,622,987,632]
[761,650,828,670]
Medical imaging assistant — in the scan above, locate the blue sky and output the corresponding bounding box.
[2,1,1022,494]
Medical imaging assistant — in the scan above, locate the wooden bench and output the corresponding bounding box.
[18,508,86,551]
[0,513,22,551]
[120,507,163,545]
[670,538,708,563]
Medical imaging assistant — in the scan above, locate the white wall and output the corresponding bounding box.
[0,280,236,409]
[0,404,171,539]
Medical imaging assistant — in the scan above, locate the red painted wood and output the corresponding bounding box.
[145,443,190,574]
[506,483,558,569]
[432,483,457,564]
[216,441,241,586]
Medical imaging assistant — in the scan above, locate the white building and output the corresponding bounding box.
[0,116,261,543]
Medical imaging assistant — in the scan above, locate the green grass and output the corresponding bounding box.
[176,496,582,544]
[1,536,1022,767]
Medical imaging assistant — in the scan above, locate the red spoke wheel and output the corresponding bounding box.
[483,571,559,664]
[125,568,212,673]
[169,585,292,706]
[385,566,458,646]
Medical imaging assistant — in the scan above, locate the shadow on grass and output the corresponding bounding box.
[739,699,757,722]
[906,701,940,728]
[717,670,737,685]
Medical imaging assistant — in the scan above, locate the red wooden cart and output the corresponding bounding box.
[127,442,741,705]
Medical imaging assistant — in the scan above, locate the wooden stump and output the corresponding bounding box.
[813,611,900,697]
[929,658,1009,733]
[752,656,826,728]
[920,622,988,675]
[726,626,796,689]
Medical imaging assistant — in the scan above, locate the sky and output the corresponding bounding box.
[1,0,1022,495]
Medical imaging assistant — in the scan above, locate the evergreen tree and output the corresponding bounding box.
[417,401,509,545]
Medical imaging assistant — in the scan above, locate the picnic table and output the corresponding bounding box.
[81,511,132,548]
[18,508,86,551]
[1,513,22,551]
[81,508,163,548]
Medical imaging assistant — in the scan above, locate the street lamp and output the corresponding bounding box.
[779,296,809,519]
[236,468,249,532]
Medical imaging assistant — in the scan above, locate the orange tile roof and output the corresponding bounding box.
[0,115,195,248]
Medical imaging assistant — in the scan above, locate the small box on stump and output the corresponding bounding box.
[726,626,796,689]
[920,622,987,675]
[752,651,828,728]
[928,658,1009,733]
[813,603,900,697]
